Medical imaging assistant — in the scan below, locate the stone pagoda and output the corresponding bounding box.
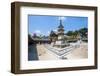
[54,19,69,48]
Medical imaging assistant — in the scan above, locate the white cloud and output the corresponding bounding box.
[58,16,66,21]
[47,31,50,34]
[53,29,57,32]
[34,30,41,34]
[33,30,42,36]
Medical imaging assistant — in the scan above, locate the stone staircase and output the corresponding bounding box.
[44,43,80,59]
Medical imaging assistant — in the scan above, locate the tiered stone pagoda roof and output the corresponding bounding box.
[58,20,64,31]
[57,20,64,35]
[58,20,64,28]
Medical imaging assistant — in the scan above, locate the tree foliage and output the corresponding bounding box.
[79,28,88,37]
[66,27,88,38]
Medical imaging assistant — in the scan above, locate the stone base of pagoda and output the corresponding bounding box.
[54,43,70,48]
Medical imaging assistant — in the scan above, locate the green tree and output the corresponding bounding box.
[66,31,73,36]
[79,28,88,38]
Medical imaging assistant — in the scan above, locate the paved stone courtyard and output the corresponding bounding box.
[36,42,88,60]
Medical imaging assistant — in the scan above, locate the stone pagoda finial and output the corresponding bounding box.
[58,19,64,28]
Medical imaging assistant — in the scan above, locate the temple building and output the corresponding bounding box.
[49,30,58,45]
